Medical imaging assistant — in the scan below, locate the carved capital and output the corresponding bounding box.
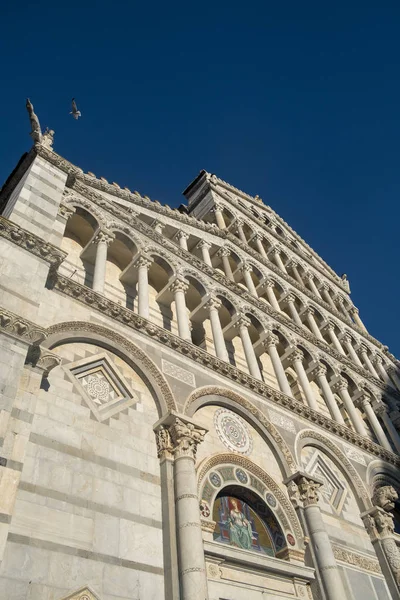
[25,345,61,376]
[169,277,189,294]
[373,486,398,512]
[234,314,251,331]
[331,376,348,393]
[169,417,206,460]
[310,364,327,379]
[216,247,231,258]
[288,475,322,507]
[94,230,114,246]
[136,254,152,269]
[239,262,253,273]
[176,230,189,241]
[375,403,388,417]
[58,203,76,220]
[155,425,174,460]
[286,349,304,365]
[262,332,279,349]
[205,296,222,312]
[282,293,296,305]
[196,239,212,250]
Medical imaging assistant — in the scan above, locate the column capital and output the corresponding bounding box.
[281,292,296,305]
[216,247,231,258]
[269,245,281,256]
[212,202,224,212]
[252,232,264,242]
[285,348,304,366]
[25,344,62,376]
[205,295,222,311]
[59,203,76,220]
[321,319,336,332]
[331,376,348,393]
[261,331,279,348]
[309,363,327,379]
[196,239,212,250]
[285,472,324,507]
[354,394,372,410]
[175,230,189,242]
[154,414,207,461]
[374,403,389,417]
[94,230,114,246]
[355,342,369,355]
[136,254,152,269]
[286,259,299,269]
[304,271,315,281]
[301,304,316,317]
[261,278,275,290]
[349,306,359,315]
[372,353,384,366]
[234,314,251,331]
[169,277,189,294]
[239,262,253,273]
[337,331,353,344]
[363,507,395,539]
[319,281,331,292]
[387,364,397,375]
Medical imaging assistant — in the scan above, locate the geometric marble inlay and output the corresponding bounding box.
[58,586,101,600]
[214,408,253,455]
[304,450,348,513]
[65,352,139,422]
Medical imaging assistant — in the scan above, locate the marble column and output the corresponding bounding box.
[235,316,262,380]
[387,365,400,392]
[156,416,209,600]
[217,248,234,281]
[240,263,258,297]
[262,333,292,396]
[287,474,348,600]
[137,255,152,319]
[323,322,346,355]
[376,405,400,453]
[206,297,229,361]
[197,240,212,267]
[350,306,367,332]
[337,297,350,320]
[287,260,304,286]
[92,231,114,293]
[176,231,189,251]
[358,397,392,451]
[282,294,303,327]
[338,332,363,367]
[262,280,281,312]
[302,306,324,340]
[373,355,393,386]
[305,273,322,298]
[332,377,367,436]
[269,247,287,273]
[253,233,268,258]
[309,364,345,424]
[357,344,380,379]
[286,350,319,411]
[234,219,247,244]
[170,278,192,342]
[213,203,226,229]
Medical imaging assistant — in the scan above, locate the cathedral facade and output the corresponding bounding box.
[1,112,400,600]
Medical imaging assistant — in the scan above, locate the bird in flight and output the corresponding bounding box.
[70,98,81,120]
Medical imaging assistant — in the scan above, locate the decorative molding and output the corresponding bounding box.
[0,216,66,270]
[269,410,297,434]
[162,359,196,387]
[0,307,46,345]
[332,544,381,574]
[50,275,400,467]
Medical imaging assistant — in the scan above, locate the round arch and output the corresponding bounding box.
[42,321,177,416]
[63,195,108,231]
[197,453,303,547]
[184,386,297,477]
[295,429,371,511]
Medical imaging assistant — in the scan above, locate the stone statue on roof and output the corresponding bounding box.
[26,98,42,143]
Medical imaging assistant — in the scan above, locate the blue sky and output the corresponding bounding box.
[1,2,400,355]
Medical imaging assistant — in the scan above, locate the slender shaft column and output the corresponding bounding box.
[320,283,337,311]
[234,219,247,244]
[302,306,324,340]
[306,273,322,298]
[170,278,192,342]
[350,306,368,332]
[287,475,348,600]
[282,294,303,327]
[323,323,346,355]
[197,240,212,267]
[92,231,114,293]
[287,260,304,286]
[154,220,165,235]
[176,231,189,251]
[309,365,345,423]
[236,316,262,379]
[358,398,392,451]
[156,417,209,600]
[262,333,292,396]
[206,297,229,361]
[254,234,268,258]
[217,248,234,281]
[263,280,281,312]
[240,263,258,297]
[376,405,400,453]
[338,333,363,367]
[287,350,319,411]
[357,344,380,378]
[373,355,393,386]
[137,255,152,318]
[213,203,226,229]
[387,365,400,392]
[269,247,287,272]
[332,377,367,436]
[337,297,350,320]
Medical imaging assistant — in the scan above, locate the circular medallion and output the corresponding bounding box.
[200,500,210,518]
[209,472,222,488]
[214,408,253,455]
[86,375,111,404]
[287,533,296,547]
[265,492,277,508]
[235,468,248,484]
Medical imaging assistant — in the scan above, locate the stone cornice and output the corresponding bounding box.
[0,306,47,345]
[60,181,400,402]
[0,216,66,270]
[51,272,400,466]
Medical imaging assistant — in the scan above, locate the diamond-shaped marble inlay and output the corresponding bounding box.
[65,352,139,421]
[304,449,347,513]
[58,586,101,600]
